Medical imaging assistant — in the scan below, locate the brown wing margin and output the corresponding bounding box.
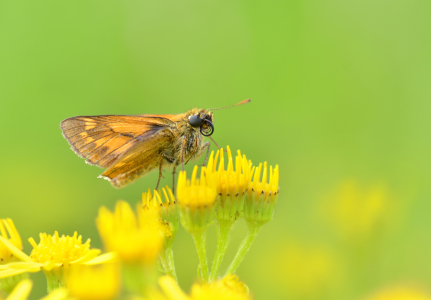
[60,115,174,169]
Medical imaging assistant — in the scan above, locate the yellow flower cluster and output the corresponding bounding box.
[0,147,277,300]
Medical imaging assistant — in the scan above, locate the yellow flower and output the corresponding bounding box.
[142,187,179,247]
[66,264,121,300]
[244,162,280,226]
[142,188,179,280]
[96,200,163,264]
[177,166,217,282]
[365,286,431,300]
[0,219,23,264]
[176,166,217,234]
[205,147,253,223]
[0,231,115,291]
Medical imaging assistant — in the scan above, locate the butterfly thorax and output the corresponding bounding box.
[167,108,213,166]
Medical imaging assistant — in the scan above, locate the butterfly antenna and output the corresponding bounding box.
[208,136,227,152]
[208,99,251,111]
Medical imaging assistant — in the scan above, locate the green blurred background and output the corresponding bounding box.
[1,0,431,299]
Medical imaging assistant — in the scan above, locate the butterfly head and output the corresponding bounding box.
[188,110,214,137]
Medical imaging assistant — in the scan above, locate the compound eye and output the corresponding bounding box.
[189,114,203,127]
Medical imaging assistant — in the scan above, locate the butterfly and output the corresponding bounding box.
[60,99,250,189]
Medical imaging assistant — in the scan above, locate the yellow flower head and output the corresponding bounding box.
[205,147,253,223]
[96,200,163,264]
[176,166,217,234]
[244,162,280,226]
[247,162,279,203]
[66,264,121,300]
[28,232,98,267]
[177,166,217,209]
[206,147,253,200]
[0,219,23,264]
[0,230,114,292]
[190,274,251,300]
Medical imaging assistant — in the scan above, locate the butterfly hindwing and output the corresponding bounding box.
[99,127,174,188]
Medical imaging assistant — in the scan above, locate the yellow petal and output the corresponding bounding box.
[0,262,42,271]
[0,236,32,263]
[6,279,32,300]
[82,252,118,265]
[0,269,28,279]
[70,249,101,265]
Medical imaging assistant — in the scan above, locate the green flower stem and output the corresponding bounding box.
[192,232,209,282]
[226,224,261,275]
[43,269,65,293]
[159,246,178,282]
[210,220,234,281]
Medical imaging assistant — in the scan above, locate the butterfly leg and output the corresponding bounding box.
[155,156,164,190]
[200,141,211,167]
[172,165,177,195]
[181,136,187,171]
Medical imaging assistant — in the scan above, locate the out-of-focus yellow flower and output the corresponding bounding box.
[0,219,22,264]
[176,166,217,234]
[156,274,251,300]
[205,147,253,223]
[39,288,68,300]
[156,275,190,300]
[326,181,390,241]
[66,264,121,300]
[265,241,338,298]
[0,219,29,294]
[96,200,163,264]
[3,279,32,300]
[0,231,114,291]
[190,274,251,300]
[142,187,179,281]
[365,286,431,300]
[244,162,280,227]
